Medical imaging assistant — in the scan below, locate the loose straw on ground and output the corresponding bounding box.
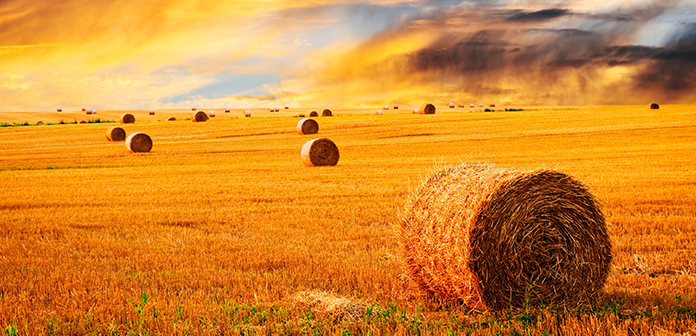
[399,163,612,310]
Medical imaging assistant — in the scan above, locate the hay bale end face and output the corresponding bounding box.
[321,109,333,117]
[120,113,135,124]
[106,127,126,141]
[193,111,209,122]
[297,118,319,135]
[301,138,339,167]
[650,103,660,109]
[400,164,612,310]
[420,104,436,115]
[309,111,319,117]
[126,132,153,153]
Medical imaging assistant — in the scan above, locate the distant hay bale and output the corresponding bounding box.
[449,103,455,108]
[149,109,155,115]
[192,107,197,111]
[470,104,475,108]
[394,104,399,109]
[193,111,209,122]
[269,107,274,112]
[413,108,419,114]
[82,107,86,112]
[244,110,251,117]
[79,120,87,124]
[37,121,44,125]
[91,109,97,114]
[490,104,496,107]
[377,110,383,115]
[126,132,153,153]
[479,103,484,107]
[167,116,176,121]
[383,106,390,110]
[650,103,659,109]
[309,111,319,117]
[321,109,333,117]
[120,113,135,124]
[57,107,62,112]
[209,110,216,117]
[301,138,339,167]
[420,104,436,115]
[85,109,92,115]
[106,127,126,141]
[400,163,612,310]
[297,118,319,135]
[285,105,290,109]
[274,107,280,112]
[224,108,230,113]
[458,104,465,108]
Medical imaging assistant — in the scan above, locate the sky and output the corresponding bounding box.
[1,0,695,111]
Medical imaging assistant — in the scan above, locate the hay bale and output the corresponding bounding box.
[85,109,92,115]
[193,111,209,122]
[120,113,135,124]
[650,103,659,109]
[225,108,230,113]
[37,121,44,125]
[297,118,319,135]
[321,109,333,117]
[383,106,390,110]
[82,107,86,112]
[126,132,153,153]
[377,110,383,115]
[413,108,419,114]
[192,107,197,111]
[490,104,496,107]
[209,110,215,117]
[149,109,155,115]
[449,103,455,108]
[470,104,475,108]
[269,107,274,112]
[309,111,319,117]
[79,120,87,124]
[419,104,436,115]
[301,138,339,167]
[285,105,289,109]
[244,110,251,117]
[57,107,62,112]
[167,116,176,121]
[92,109,97,114]
[106,127,126,141]
[394,104,399,109]
[399,164,612,310]
[479,103,484,107]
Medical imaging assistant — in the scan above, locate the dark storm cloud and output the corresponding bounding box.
[507,9,571,21]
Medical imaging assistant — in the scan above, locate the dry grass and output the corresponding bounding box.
[0,105,695,334]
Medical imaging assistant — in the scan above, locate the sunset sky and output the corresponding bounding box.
[1,0,695,111]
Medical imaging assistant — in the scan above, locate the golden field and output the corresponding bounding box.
[0,105,695,335]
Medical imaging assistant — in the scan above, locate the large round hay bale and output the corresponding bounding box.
[400,164,612,310]
[167,116,176,121]
[297,118,319,135]
[419,104,435,115]
[192,111,209,122]
[106,127,126,141]
[301,138,339,167]
[126,132,153,153]
[321,109,333,117]
[121,113,135,124]
[309,111,319,117]
[650,103,659,109]
[394,104,399,109]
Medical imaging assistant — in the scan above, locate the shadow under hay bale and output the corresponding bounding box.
[126,132,152,153]
[297,118,319,135]
[650,103,659,109]
[399,163,612,310]
[192,111,209,122]
[321,109,333,116]
[121,113,135,124]
[106,127,126,141]
[420,104,436,115]
[301,138,339,167]
[309,111,319,117]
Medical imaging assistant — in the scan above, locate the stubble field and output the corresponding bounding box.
[1,105,695,335]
